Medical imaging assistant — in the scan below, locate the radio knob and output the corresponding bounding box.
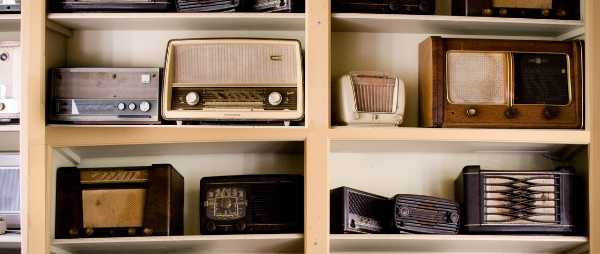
[236,221,247,232]
[466,107,478,117]
[117,102,125,111]
[542,9,552,17]
[207,221,217,232]
[482,8,493,16]
[185,91,200,106]
[268,91,283,106]
[140,101,151,112]
[85,228,94,236]
[0,103,5,111]
[556,8,567,17]
[128,102,136,111]
[143,228,153,236]
[498,8,508,16]
[504,107,519,119]
[544,106,561,120]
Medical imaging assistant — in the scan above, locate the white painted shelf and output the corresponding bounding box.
[0,14,20,32]
[52,234,303,254]
[332,13,584,39]
[47,13,305,31]
[329,234,587,253]
[0,232,21,249]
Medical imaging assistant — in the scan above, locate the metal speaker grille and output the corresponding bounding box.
[173,42,298,85]
[350,74,396,113]
[484,174,559,224]
[447,52,508,105]
[348,191,382,218]
[0,168,19,213]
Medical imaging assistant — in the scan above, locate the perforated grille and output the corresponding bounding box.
[447,52,508,105]
[0,168,19,213]
[350,73,396,113]
[348,192,382,218]
[484,174,559,224]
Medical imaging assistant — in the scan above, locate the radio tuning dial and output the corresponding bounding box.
[268,91,283,106]
[117,102,126,111]
[128,102,137,111]
[186,91,200,106]
[140,101,151,112]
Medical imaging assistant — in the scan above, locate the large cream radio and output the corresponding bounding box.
[162,38,304,125]
[0,41,20,123]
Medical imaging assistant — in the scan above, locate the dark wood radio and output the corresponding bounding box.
[452,0,580,20]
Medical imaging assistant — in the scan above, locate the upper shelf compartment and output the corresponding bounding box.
[47,13,305,31]
[332,14,584,39]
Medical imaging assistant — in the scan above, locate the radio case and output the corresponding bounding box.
[419,36,584,129]
[49,0,174,12]
[455,165,577,234]
[175,0,240,12]
[452,0,580,20]
[0,1,19,13]
[200,174,303,235]
[332,0,434,14]
[390,194,460,234]
[0,41,20,123]
[55,164,184,238]
[330,187,390,234]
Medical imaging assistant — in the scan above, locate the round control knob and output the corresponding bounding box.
[556,8,567,17]
[448,212,460,224]
[85,228,94,236]
[350,219,356,228]
[140,101,151,112]
[128,102,136,111]
[185,91,200,106]
[117,102,126,111]
[399,207,410,217]
[69,228,79,237]
[207,221,217,232]
[0,53,8,61]
[504,107,519,119]
[466,107,478,117]
[418,1,432,13]
[128,228,137,236]
[268,91,283,106]
[236,221,247,232]
[143,228,153,236]
[544,106,561,120]
[499,8,508,16]
[0,103,5,111]
[482,8,493,16]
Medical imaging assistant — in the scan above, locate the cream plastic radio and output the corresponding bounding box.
[162,38,304,124]
[0,41,20,123]
[334,71,405,126]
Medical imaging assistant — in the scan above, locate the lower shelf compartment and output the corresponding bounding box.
[329,234,587,253]
[52,234,303,254]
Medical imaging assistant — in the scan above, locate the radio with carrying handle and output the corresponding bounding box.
[452,0,580,20]
[419,36,584,129]
[55,164,184,238]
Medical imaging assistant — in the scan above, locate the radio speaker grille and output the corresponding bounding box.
[447,52,507,105]
[484,174,559,224]
[0,168,19,213]
[348,191,384,218]
[173,42,298,85]
[351,75,395,113]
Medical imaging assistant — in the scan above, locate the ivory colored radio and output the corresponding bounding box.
[0,153,19,232]
[162,38,304,123]
[334,72,405,126]
[0,42,20,123]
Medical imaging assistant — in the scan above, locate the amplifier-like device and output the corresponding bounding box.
[163,38,304,124]
[0,0,19,13]
[200,174,303,234]
[55,164,184,238]
[0,153,19,232]
[391,194,459,234]
[334,71,405,126]
[456,165,576,234]
[49,68,161,124]
[50,0,173,12]
[0,41,20,123]
[330,187,389,234]
[333,0,434,14]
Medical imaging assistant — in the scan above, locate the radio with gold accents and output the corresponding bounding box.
[452,0,580,20]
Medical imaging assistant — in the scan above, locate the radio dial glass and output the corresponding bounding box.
[205,187,248,221]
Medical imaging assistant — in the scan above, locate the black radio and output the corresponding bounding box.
[332,0,434,14]
[390,194,460,234]
[330,187,389,234]
[200,174,303,234]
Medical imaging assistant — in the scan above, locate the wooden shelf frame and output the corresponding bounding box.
[16,1,600,254]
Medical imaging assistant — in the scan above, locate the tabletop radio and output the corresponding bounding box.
[419,36,583,129]
[333,0,434,14]
[0,41,20,123]
[200,174,303,234]
[456,165,577,234]
[162,38,304,125]
[176,0,240,11]
[390,194,460,234]
[330,187,389,234]
[0,0,19,13]
[0,153,19,232]
[49,0,173,12]
[452,0,579,20]
[49,68,161,124]
[55,164,184,238]
[334,71,405,126]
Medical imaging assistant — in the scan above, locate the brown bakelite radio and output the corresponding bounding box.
[419,36,583,129]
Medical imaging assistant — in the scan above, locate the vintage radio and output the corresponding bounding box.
[452,0,579,20]
[200,174,303,234]
[390,194,459,234]
[333,0,434,14]
[0,0,20,13]
[176,0,240,12]
[49,68,161,124]
[244,0,304,12]
[0,42,20,123]
[163,38,304,124]
[0,153,19,231]
[334,71,405,126]
[456,165,576,234]
[419,36,583,129]
[49,0,173,12]
[330,187,389,234]
[55,164,184,238]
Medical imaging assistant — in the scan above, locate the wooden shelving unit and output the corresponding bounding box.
[14,0,600,254]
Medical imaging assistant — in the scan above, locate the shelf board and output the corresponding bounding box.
[0,232,21,249]
[52,234,303,254]
[330,234,587,253]
[332,13,584,39]
[47,13,305,31]
[0,14,20,32]
[46,125,307,147]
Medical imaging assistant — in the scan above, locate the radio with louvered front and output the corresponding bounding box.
[456,165,577,234]
[390,194,460,234]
